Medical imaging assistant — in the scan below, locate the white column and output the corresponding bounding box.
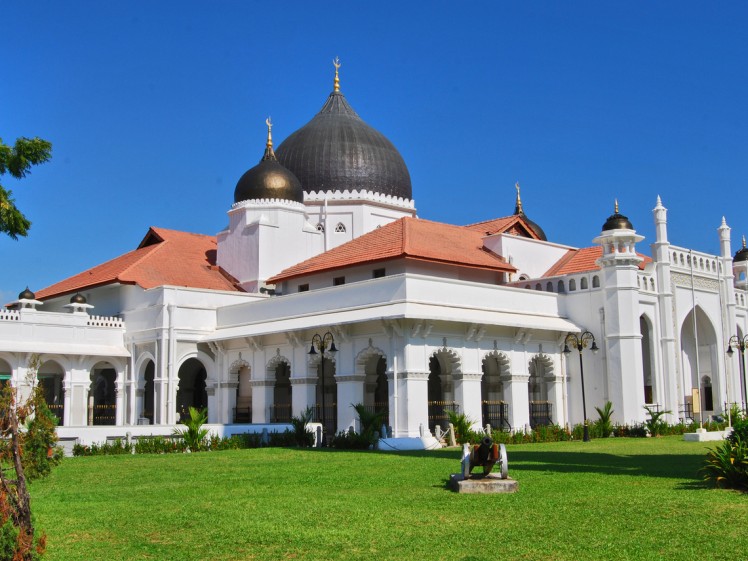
[454,372,482,430]
[250,380,273,423]
[291,377,317,417]
[400,371,429,437]
[335,374,365,432]
[504,374,530,431]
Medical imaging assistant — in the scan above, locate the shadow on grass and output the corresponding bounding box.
[509,449,703,481]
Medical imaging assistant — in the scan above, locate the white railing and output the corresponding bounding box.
[86,315,125,328]
[0,310,20,322]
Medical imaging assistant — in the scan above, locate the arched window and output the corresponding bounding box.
[568,279,576,291]
[592,276,600,288]
[580,277,588,290]
[557,280,565,293]
[546,282,553,292]
[535,283,542,291]
[335,222,346,233]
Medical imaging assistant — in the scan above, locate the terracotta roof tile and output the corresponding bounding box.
[268,217,516,283]
[463,215,540,239]
[36,227,242,300]
[543,246,651,277]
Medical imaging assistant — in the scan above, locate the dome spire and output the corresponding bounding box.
[743,235,747,249]
[614,199,619,214]
[514,182,523,215]
[333,56,341,93]
[262,117,277,161]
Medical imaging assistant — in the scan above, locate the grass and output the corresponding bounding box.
[30,437,746,561]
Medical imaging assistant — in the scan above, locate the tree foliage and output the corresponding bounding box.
[172,407,209,452]
[0,137,52,240]
[0,355,61,560]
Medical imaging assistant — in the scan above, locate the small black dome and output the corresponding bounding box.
[18,287,35,300]
[513,184,547,241]
[275,91,412,199]
[735,236,748,263]
[70,292,87,304]
[602,201,634,231]
[234,144,303,205]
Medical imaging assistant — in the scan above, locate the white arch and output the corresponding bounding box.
[428,347,461,375]
[355,344,387,377]
[481,350,510,378]
[266,353,291,381]
[134,352,156,385]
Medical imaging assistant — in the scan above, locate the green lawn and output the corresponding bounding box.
[30,437,745,561]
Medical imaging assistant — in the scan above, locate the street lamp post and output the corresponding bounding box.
[563,331,599,442]
[308,331,338,441]
[726,334,748,413]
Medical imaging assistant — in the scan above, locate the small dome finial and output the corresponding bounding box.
[514,181,523,215]
[265,117,273,149]
[614,199,619,214]
[743,235,747,249]
[333,56,341,93]
[262,117,277,162]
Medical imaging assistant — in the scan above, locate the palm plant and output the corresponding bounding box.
[446,410,478,445]
[701,437,748,490]
[643,405,671,437]
[594,401,614,438]
[173,406,209,451]
[352,403,387,444]
[289,407,315,447]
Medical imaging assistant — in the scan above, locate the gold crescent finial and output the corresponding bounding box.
[515,181,523,214]
[614,199,619,214]
[265,117,273,149]
[333,56,341,92]
[743,235,747,249]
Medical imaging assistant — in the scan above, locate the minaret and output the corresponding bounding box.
[593,201,646,424]
[719,220,740,406]
[651,197,678,420]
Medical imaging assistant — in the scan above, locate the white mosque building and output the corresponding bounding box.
[2,66,748,446]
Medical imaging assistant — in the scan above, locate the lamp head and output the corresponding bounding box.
[308,344,318,355]
[727,344,734,357]
[591,341,599,354]
[563,344,571,355]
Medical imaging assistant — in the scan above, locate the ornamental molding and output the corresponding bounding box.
[231,198,306,211]
[304,189,415,210]
[334,375,366,383]
[290,377,319,385]
[671,272,720,292]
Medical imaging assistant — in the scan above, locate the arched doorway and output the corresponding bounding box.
[427,350,458,433]
[680,306,719,417]
[177,358,208,422]
[234,365,252,423]
[481,352,510,430]
[90,362,117,425]
[640,315,656,404]
[142,361,155,424]
[39,360,65,426]
[528,355,553,427]
[271,360,292,423]
[357,346,389,429]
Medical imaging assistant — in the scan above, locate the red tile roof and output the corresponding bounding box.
[463,215,541,239]
[36,227,242,300]
[268,217,516,283]
[543,246,651,277]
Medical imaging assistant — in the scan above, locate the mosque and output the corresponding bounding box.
[2,63,748,446]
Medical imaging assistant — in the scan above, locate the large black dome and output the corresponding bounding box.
[234,133,304,204]
[275,91,412,200]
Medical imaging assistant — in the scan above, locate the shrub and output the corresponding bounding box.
[134,436,187,454]
[330,429,372,450]
[728,418,748,446]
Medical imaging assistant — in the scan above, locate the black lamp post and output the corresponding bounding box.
[726,334,748,412]
[563,331,599,442]
[308,331,338,439]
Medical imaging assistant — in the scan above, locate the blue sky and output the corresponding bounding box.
[2,1,747,302]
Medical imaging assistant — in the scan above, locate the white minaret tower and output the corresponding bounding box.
[651,196,679,420]
[593,200,646,424]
